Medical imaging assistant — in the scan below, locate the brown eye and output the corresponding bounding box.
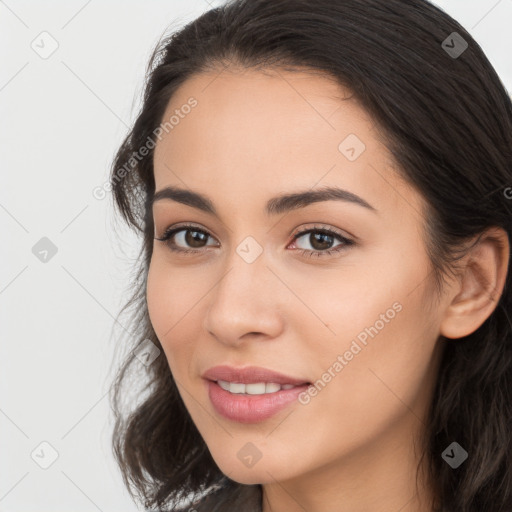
[290,225,355,259]
[155,224,218,253]
[293,228,352,252]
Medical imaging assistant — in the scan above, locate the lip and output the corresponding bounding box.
[201,365,310,386]
[202,365,311,423]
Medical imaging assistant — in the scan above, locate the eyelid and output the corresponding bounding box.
[155,222,218,241]
[155,222,218,244]
[289,223,353,241]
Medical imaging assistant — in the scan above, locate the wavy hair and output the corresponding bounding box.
[108,0,512,510]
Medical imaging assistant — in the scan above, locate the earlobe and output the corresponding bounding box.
[439,227,510,340]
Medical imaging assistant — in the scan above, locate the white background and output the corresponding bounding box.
[1,1,511,511]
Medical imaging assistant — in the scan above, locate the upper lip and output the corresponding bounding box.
[202,365,310,385]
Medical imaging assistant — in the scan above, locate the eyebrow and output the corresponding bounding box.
[151,185,377,216]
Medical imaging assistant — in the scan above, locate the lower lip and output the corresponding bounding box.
[206,380,309,423]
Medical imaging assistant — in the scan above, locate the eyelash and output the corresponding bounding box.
[155,222,355,259]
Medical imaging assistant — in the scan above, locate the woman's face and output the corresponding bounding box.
[147,67,448,487]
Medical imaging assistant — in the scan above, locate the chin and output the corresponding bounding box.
[210,451,297,485]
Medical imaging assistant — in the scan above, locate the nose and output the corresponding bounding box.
[203,248,285,347]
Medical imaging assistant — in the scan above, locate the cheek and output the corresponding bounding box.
[146,254,205,329]
[325,326,436,471]
[146,258,200,367]
[294,249,438,426]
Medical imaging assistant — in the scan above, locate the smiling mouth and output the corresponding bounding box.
[205,374,312,423]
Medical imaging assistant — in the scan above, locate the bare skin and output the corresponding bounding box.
[146,66,509,512]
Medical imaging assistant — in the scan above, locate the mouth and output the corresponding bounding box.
[201,365,312,423]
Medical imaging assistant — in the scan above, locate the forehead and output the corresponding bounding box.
[152,67,422,218]
[154,67,373,165]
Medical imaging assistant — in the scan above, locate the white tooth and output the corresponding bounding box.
[219,381,294,395]
[245,382,267,395]
[229,382,246,394]
[217,380,231,391]
[265,382,281,393]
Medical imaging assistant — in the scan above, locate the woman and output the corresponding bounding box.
[109,0,512,510]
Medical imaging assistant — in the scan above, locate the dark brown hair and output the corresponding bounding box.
[108,0,512,510]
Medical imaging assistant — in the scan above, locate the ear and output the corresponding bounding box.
[440,226,510,340]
